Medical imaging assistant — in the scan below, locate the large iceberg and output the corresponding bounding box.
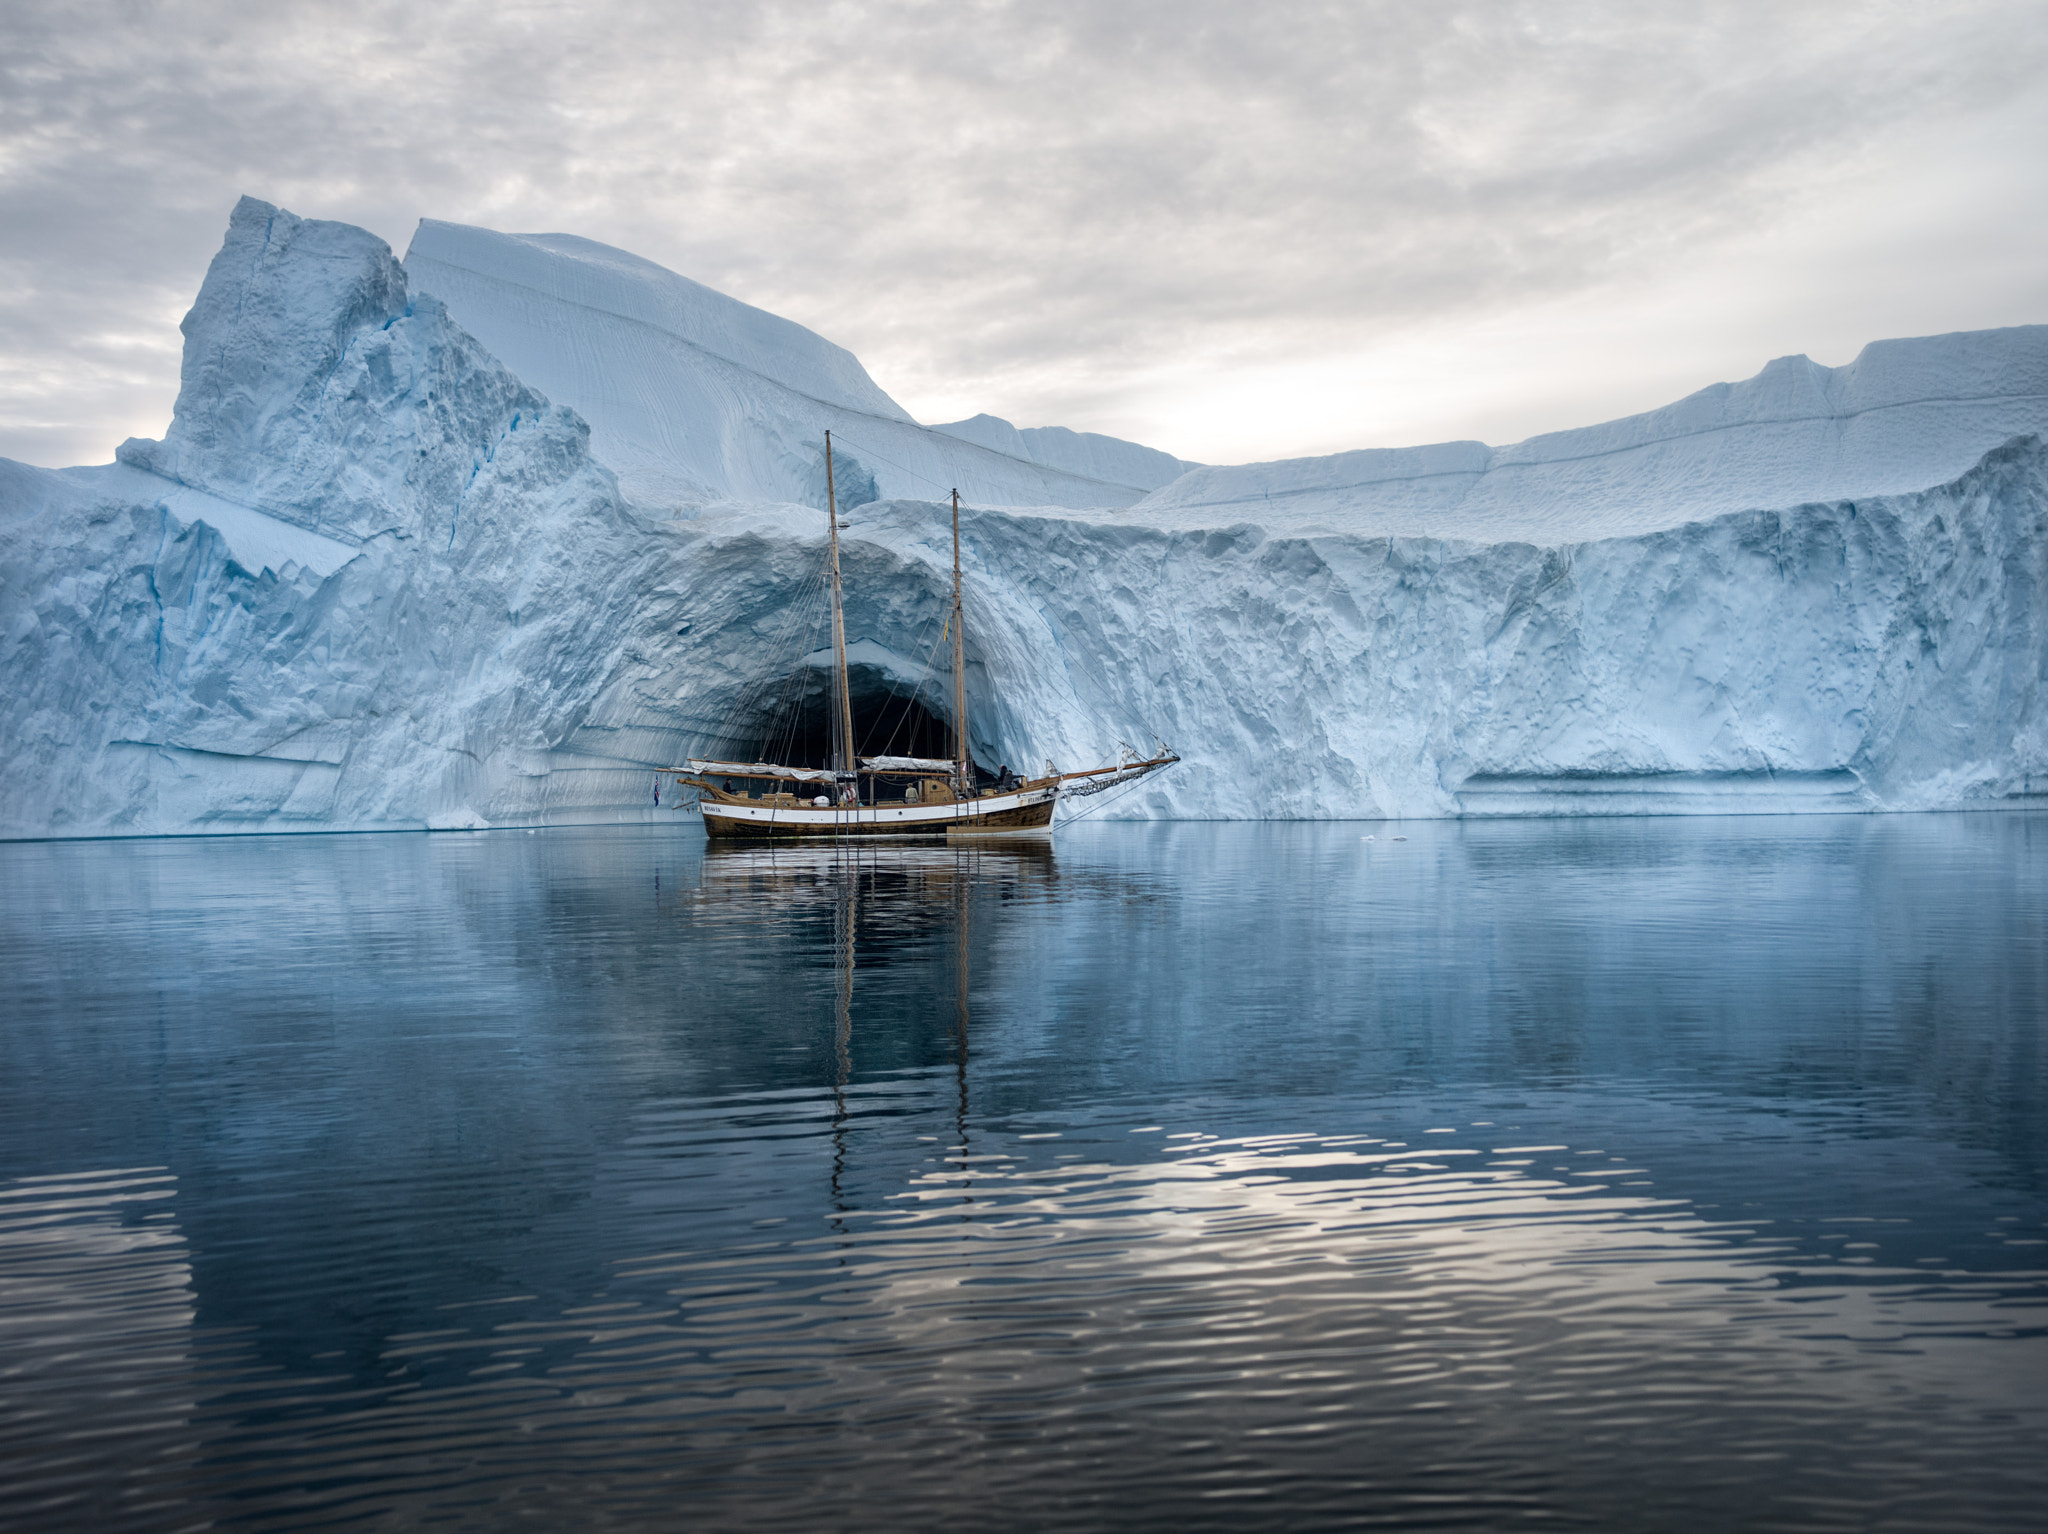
[1,196,2043,838]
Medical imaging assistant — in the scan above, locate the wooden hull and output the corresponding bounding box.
[701,784,1058,841]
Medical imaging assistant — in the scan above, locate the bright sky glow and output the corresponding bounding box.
[2,0,2043,470]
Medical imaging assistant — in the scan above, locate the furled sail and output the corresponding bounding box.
[686,759,840,784]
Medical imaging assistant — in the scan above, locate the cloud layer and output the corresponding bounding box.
[4,0,2044,469]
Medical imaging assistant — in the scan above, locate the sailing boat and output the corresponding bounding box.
[675,433,1178,840]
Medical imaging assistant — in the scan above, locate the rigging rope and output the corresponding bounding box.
[1057,772,1156,826]
[704,552,830,762]
[825,430,961,499]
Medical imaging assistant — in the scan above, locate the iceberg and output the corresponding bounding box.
[1,196,2044,839]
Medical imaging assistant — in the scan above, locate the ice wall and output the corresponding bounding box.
[1,198,2044,839]
[589,444,2048,822]
[402,221,1185,513]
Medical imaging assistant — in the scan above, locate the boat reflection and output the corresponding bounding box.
[692,837,1056,908]
[693,840,1057,1211]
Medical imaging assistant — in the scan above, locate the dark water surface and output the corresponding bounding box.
[2,817,2045,1531]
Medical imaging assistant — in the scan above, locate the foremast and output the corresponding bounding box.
[825,432,857,800]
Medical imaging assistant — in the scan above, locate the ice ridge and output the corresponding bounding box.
[1137,329,2048,544]
[931,413,1195,491]
[403,220,1185,515]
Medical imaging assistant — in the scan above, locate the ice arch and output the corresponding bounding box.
[716,637,964,771]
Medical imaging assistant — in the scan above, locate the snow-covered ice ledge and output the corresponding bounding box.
[1,198,2044,838]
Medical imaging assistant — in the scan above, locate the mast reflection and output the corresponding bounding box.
[695,840,1057,1212]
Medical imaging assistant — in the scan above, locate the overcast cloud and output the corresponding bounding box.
[3,0,2044,469]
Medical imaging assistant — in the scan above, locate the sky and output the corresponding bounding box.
[2,0,2044,471]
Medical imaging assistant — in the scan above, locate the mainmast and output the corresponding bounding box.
[951,489,968,790]
[825,433,856,793]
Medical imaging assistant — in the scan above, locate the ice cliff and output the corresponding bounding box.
[1,199,671,836]
[1,197,2044,838]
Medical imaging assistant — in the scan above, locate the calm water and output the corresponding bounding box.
[2,817,2044,1531]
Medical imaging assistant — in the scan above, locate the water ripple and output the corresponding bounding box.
[0,819,2043,1529]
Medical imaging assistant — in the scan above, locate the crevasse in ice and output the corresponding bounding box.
[1,197,2043,837]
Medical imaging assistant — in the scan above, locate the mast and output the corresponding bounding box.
[826,433,856,792]
[951,489,968,790]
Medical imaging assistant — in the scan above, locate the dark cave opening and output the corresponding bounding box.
[730,664,962,772]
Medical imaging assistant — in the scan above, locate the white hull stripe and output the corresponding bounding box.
[702,785,1057,830]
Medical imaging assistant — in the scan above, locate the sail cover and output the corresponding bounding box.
[686,759,839,784]
[860,756,958,772]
